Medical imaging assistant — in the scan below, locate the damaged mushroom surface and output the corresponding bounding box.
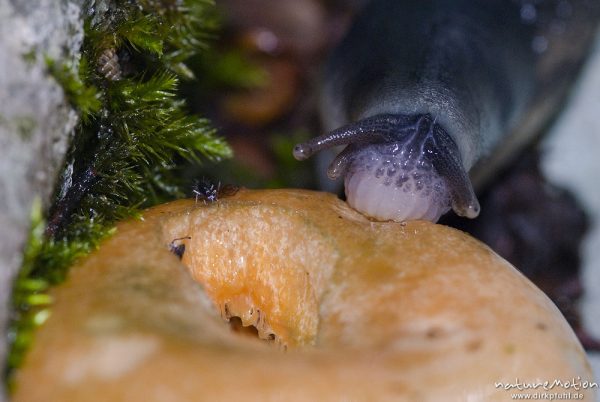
[13,189,594,401]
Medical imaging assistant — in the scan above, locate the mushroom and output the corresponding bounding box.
[13,189,594,401]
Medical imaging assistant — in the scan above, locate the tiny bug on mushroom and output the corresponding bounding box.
[192,179,239,204]
[168,236,191,259]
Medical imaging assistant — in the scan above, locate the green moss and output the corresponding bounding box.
[6,0,231,385]
[46,57,101,119]
[7,199,114,380]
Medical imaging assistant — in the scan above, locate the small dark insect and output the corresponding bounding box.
[192,179,239,204]
[169,236,191,260]
[192,179,219,203]
[97,48,121,81]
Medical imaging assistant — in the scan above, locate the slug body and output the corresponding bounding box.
[294,0,599,222]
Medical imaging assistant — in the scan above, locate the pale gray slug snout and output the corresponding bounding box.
[294,113,479,221]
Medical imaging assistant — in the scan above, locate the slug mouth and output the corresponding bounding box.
[293,114,480,222]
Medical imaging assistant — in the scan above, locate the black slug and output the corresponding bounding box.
[294,0,600,222]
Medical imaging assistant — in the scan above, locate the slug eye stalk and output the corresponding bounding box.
[293,114,480,222]
[293,114,421,160]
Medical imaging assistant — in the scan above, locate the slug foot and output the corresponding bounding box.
[294,114,480,222]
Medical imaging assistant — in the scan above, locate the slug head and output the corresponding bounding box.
[293,114,480,222]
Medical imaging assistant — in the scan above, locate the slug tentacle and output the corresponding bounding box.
[425,124,480,219]
[294,113,480,222]
[293,114,421,161]
[327,144,359,180]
